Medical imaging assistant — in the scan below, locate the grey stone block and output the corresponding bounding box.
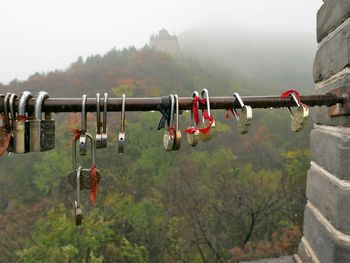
[311,106,350,127]
[241,256,295,263]
[306,163,350,234]
[313,24,350,83]
[310,126,350,180]
[317,1,350,43]
[303,203,350,263]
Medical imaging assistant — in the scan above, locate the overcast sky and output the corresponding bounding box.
[0,0,322,84]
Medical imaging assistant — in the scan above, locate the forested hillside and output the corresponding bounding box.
[0,46,310,262]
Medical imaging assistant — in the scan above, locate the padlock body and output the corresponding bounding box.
[68,168,102,190]
[79,134,87,155]
[199,120,214,142]
[186,127,199,147]
[30,120,55,152]
[163,129,175,151]
[173,130,182,151]
[14,120,30,153]
[118,132,125,153]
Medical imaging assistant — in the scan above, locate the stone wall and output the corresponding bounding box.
[296,1,350,263]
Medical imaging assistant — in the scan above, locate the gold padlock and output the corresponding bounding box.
[233,92,252,134]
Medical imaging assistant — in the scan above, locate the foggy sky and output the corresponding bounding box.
[0,0,322,84]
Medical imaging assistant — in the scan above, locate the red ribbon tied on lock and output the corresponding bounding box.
[184,110,214,135]
[90,164,98,206]
[280,89,309,108]
[192,96,207,126]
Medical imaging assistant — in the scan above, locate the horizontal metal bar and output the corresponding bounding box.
[0,93,344,113]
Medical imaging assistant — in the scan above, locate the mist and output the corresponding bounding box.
[0,0,322,84]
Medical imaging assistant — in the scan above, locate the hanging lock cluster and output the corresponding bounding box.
[0,91,55,156]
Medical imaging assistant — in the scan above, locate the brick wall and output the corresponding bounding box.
[296,1,350,263]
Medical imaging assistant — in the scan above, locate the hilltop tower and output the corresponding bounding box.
[149,29,181,57]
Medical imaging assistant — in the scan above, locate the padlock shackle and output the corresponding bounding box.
[169,94,174,129]
[290,93,301,107]
[3,92,12,132]
[174,94,179,130]
[81,94,87,132]
[9,94,17,129]
[103,93,108,133]
[96,93,101,134]
[34,91,49,119]
[18,91,33,116]
[120,94,126,133]
[233,92,245,108]
[190,91,199,127]
[201,89,211,122]
[76,166,82,206]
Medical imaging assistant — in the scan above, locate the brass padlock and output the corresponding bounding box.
[186,91,200,147]
[233,92,252,134]
[80,94,87,155]
[30,91,55,152]
[163,94,175,151]
[172,94,182,151]
[118,94,126,153]
[199,88,215,142]
[14,91,33,154]
[75,166,83,226]
[68,132,101,190]
[287,93,309,132]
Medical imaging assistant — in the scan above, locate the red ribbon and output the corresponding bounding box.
[225,108,239,120]
[184,110,214,135]
[17,115,28,121]
[66,129,82,147]
[192,96,206,125]
[0,133,11,158]
[90,164,98,206]
[280,89,308,108]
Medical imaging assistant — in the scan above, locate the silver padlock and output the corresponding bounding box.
[79,94,87,155]
[95,93,103,148]
[233,92,252,134]
[118,94,126,153]
[30,91,55,152]
[75,166,83,226]
[163,94,175,151]
[14,91,33,154]
[68,132,101,190]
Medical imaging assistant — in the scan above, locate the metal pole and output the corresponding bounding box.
[0,94,344,113]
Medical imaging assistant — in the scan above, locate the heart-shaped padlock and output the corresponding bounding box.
[233,92,252,134]
[287,93,309,132]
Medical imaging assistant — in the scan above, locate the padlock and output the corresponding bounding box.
[95,93,103,148]
[75,166,83,226]
[233,92,252,134]
[172,94,182,151]
[118,94,126,153]
[68,132,102,190]
[30,91,55,152]
[199,88,215,142]
[287,93,309,132]
[14,91,33,154]
[80,94,87,155]
[0,93,11,151]
[186,91,200,147]
[163,94,175,151]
